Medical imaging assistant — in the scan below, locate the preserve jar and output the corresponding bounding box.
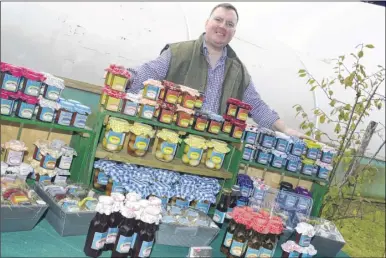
[236,101,252,122]
[0,62,22,92]
[207,112,224,135]
[138,98,158,120]
[33,139,50,162]
[222,115,233,134]
[104,64,132,92]
[40,147,62,170]
[56,146,77,170]
[162,83,181,104]
[226,98,240,117]
[127,122,155,157]
[157,102,177,124]
[142,79,163,100]
[20,68,45,97]
[255,146,272,165]
[182,135,207,167]
[244,125,259,144]
[155,129,181,162]
[290,137,306,157]
[319,144,336,164]
[242,144,256,161]
[303,140,321,160]
[301,159,317,176]
[285,154,301,173]
[1,140,28,166]
[71,103,91,128]
[194,91,205,109]
[315,160,333,179]
[178,85,199,109]
[103,87,126,112]
[204,140,230,170]
[0,91,18,115]
[174,105,195,128]
[93,168,109,192]
[37,96,59,123]
[55,100,75,126]
[41,73,65,101]
[258,127,276,149]
[192,111,209,132]
[230,119,246,139]
[121,93,140,117]
[102,117,131,152]
[15,93,38,119]
[274,131,292,153]
[270,150,287,169]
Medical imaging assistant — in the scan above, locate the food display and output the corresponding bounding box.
[104,64,133,92]
[1,176,45,206]
[127,122,155,157]
[155,129,181,162]
[182,135,208,167]
[102,117,131,152]
[204,140,230,170]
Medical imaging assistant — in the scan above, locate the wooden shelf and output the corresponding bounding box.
[102,108,241,143]
[95,144,233,179]
[240,160,329,184]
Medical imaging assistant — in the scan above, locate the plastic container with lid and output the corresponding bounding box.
[222,115,233,134]
[244,125,259,144]
[1,140,28,166]
[15,93,38,119]
[103,86,126,112]
[258,127,276,149]
[174,105,195,128]
[102,117,131,152]
[0,62,22,92]
[157,102,177,124]
[242,144,256,161]
[71,103,91,128]
[270,150,287,169]
[142,79,163,100]
[255,146,272,165]
[178,85,199,109]
[207,112,224,135]
[155,129,181,162]
[139,98,158,120]
[230,119,246,139]
[161,81,181,104]
[41,73,65,101]
[225,98,240,117]
[0,91,18,115]
[204,140,230,170]
[36,96,59,123]
[182,135,208,167]
[192,111,209,132]
[303,139,321,160]
[121,93,140,117]
[55,99,75,126]
[104,64,132,92]
[301,159,317,176]
[285,154,302,173]
[127,122,155,157]
[20,68,46,97]
[236,102,252,122]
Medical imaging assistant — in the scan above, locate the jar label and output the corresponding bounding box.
[106,131,125,146]
[209,150,225,166]
[289,251,300,258]
[242,148,253,161]
[144,85,159,100]
[285,195,297,208]
[97,172,108,185]
[297,197,310,211]
[59,155,73,170]
[195,100,203,108]
[91,231,107,250]
[257,153,270,165]
[229,240,246,257]
[225,207,233,219]
[184,99,195,109]
[25,80,41,96]
[39,107,55,122]
[245,132,258,144]
[223,123,232,133]
[1,99,13,115]
[39,175,51,183]
[227,104,237,117]
[240,186,251,197]
[272,157,284,168]
[306,148,319,160]
[165,93,178,104]
[321,152,333,164]
[276,139,289,152]
[42,154,57,170]
[213,209,226,224]
[244,246,260,258]
[6,150,23,166]
[318,168,328,179]
[233,129,243,139]
[299,234,311,247]
[160,112,173,123]
[116,234,133,253]
[138,240,154,258]
[187,147,203,161]
[161,142,177,156]
[253,188,265,200]
[261,135,274,148]
[195,121,207,131]
[46,86,60,101]
[302,165,313,175]
[112,181,125,193]
[19,102,34,119]
[209,123,221,134]
[287,160,299,172]
[175,199,189,208]
[123,102,138,116]
[223,232,233,247]
[106,227,119,244]
[236,108,249,121]
[258,247,272,258]
[141,105,155,119]
[111,76,126,91]
[74,113,88,128]
[195,201,210,214]
[291,145,303,156]
[2,74,19,92]
[177,118,190,127]
[58,110,73,126]
[134,136,150,151]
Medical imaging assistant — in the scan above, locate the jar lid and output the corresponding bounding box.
[22,68,46,82]
[125,92,141,103]
[61,145,77,157]
[231,119,247,129]
[206,139,230,153]
[257,145,271,153]
[74,103,92,115]
[178,84,200,97]
[286,154,301,162]
[38,96,60,110]
[302,158,315,165]
[258,127,275,136]
[222,114,233,121]
[303,139,322,149]
[105,87,126,99]
[159,102,177,111]
[245,124,259,133]
[208,112,224,122]
[140,98,158,107]
[129,122,155,137]
[1,140,28,151]
[227,98,241,105]
[238,101,252,110]
[143,79,164,89]
[42,72,65,89]
[176,105,195,115]
[59,100,75,112]
[108,117,131,133]
[195,111,209,119]
[0,62,22,76]
[271,150,287,158]
[245,144,257,150]
[161,80,176,88]
[19,93,39,104]
[315,159,333,170]
[105,64,132,79]
[156,129,181,144]
[280,181,293,188]
[184,135,207,149]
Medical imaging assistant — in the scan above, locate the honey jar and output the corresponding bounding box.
[41,73,65,101]
[207,113,224,135]
[203,140,230,170]
[15,93,38,120]
[103,87,126,112]
[155,129,181,162]
[162,82,181,104]
[20,68,46,97]
[121,93,140,117]
[182,135,208,167]
[178,85,200,109]
[138,98,158,120]
[195,91,205,109]
[127,122,155,157]
[230,119,246,139]
[226,98,240,117]
[236,102,252,122]
[222,115,233,134]
[102,117,131,152]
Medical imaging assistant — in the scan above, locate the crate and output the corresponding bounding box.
[155,222,220,247]
[34,183,96,236]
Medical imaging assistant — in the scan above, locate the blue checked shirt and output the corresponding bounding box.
[128,40,280,129]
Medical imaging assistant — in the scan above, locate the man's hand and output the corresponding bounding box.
[272,119,314,141]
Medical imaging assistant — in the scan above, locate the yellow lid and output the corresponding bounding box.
[156,129,181,144]
[206,139,230,154]
[108,117,131,133]
[129,122,155,137]
[302,158,315,165]
[303,139,322,149]
[184,135,207,149]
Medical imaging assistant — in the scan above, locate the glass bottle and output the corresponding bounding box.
[221,213,239,255]
[243,225,263,258]
[225,185,241,223]
[104,200,124,251]
[212,189,232,228]
[258,226,276,258]
[228,222,248,258]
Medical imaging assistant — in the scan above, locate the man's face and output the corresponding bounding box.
[205,7,237,48]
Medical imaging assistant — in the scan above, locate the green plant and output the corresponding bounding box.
[293,43,385,221]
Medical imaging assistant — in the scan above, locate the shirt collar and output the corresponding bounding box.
[202,35,228,60]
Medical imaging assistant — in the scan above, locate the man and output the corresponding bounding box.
[128,3,308,138]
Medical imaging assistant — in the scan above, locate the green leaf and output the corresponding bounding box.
[328,90,333,96]
[298,69,306,73]
[358,50,364,58]
[377,103,382,110]
[299,73,307,77]
[314,110,320,115]
[330,100,337,107]
[309,79,315,84]
[339,55,345,61]
[305,130,312,136]
[348,176,356,184]
[352,209,358,216]
[365,44,374,49]
[295,106,302,112]
[335,124,341,134]
[310,86,317,91]
[320,115,326,124]
[302,113,307,118]
[344,104,351,110]
[308,122,314,128]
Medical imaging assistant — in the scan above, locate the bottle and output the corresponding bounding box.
[131,207,160,258]
[258,225,276,258]
[111,205,139,258]
[225,185,240,223]
[105,196,125,251]
[84,197,113,258]
[228,220,248,258]
[220,211,240,255]
[213,188,231,228]
[243,224,263,258]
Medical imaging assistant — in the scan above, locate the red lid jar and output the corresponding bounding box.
[194,91,205,109]
[162,83,181,105]
[226,98,241,117]
[193,112,209,132]
[174,105,195,128]
[236,102,252,122]
[222,115,234,134]
[230,119,246,139]
[157,102,177,124]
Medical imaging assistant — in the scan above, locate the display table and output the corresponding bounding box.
[0,219,350,258]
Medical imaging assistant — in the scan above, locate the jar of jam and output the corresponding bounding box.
[103,87,126,112]
[0,62,22,92]
[315,160,332,179]
[56,146,77,170]
[174,105,195,128]
[319,144,336,164]
[139,98,158,120]
[100,85,110,106]
[55,100,75,126]
[71,103,91,128]
[258,127,276,149]
[222,115,233,134]
[161,82,181,104]
[15,93,38,119]
[37,97,59,123]
[204,140,230,170]
[236,102,252,122]
[290,137,306,157]
[41,73,65,101]
[20,68,45,97]
[157,102,177,124]
[279,181,293,191]
[242,144,256,161]
[244,125,259,144]
[40,147,61,170]
[301,159,317,176]
[0,91,18,115]
[178,85,199,109]
[104,64,132,92]
[226,98,240,117]
[255,146,272,165]
[33,139,49,162]
[143,79,163,100]
[285,154,302,173]
[230,119,246,139]
[194,91,204,109]
[1,140,28,166]
[121,93,140,117]
[93,168,109,192]
[182,135,207,167]
[102,117,131,152]
[192,111,209,132]
[155,129,180,162]
[303,139,322,161]
[270,150,287,169]
[207,112,224,135]
[127,122,155,157]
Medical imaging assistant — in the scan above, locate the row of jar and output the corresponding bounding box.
[242,144,332,179]
[1,62,65,100]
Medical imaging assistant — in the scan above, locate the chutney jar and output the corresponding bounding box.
[71,103,92,128]
[225,98,240,117]
[121,93,140,117]
[303,139,321,161]
[0,62,22,92]
[274,131,292,153]
[270,150,287,169]
[20,68,46,97]
[207,112,224,135]
[242,144,256,161]
[0,91,18,116]
[41,72,65,101]
[39,147,62,170]
[33,139,50,162]
[157,102,177,124]
[244,124,259,144]
[178,84,199,110]
[55,99,75,126]
[319,144,337,164]
[138,98,158,120]
[315,160,333,179]
[56,146,77,170]
[222,115,233,134]
[255,146,272,165]
[204,139,230,170]
[37,96,60,123]
[155,129,181,162]
[102,117,131,152]
[127,122,155,157]
[230,119,246,139]
[15,93,38,119]
[258,127,276,149]
[142,79,163,100]
[174,105,195,128]
[235,101,252,122]
[1,140,28,166]
[161,82,181,105]
[182,135,207,167]
[104,64,132,92]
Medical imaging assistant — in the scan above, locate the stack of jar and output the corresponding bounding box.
[1,140,33,181]
[29,139,77,183]
[223,98,252,140]
[221,206,284,258]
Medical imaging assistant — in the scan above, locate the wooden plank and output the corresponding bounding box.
[56,76,103,94]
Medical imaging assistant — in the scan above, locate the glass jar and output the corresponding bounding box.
[303,140,321,160]
[255,146,272,165]
[102,117,131,152]
[244,125,259,144]
[319,144,336,164]
[33,140,49,162]
[315,160,332,179]
[40,147,61,170]
[37,97,59,123]
[274,132,291,153]
[56,146,77,170]
[301,159,316,176]
[285,154,301,173]
[20,68,45,97]
[71,103,91,128]
[194,91,205,109]
[178,85,199,109]
[121,93,140,117]
[41,73,65,101]
[174,105,195,128]
[182,135,207,167]
[207,113,224,135]
[143,79,163,100]
[138,98,158,120]
[103,87,125,112]
[170,196,190,208]
[104,64,132,92]
[270,150,287,169]
[93,168,109,193]
[236,102,252,122]
[0,91,18,115]
[1,140,28,166]
[222,115,233,134]
[192,111,209,132]
[230,119,246,139]
[157,102,177,124]
[162,83,181,105]
[242,144,256,161]
[0,62,22,92]
[15,93,38,119]
[258,128,276,149]
[155,129,180,162]
[226,98,240,117]
[127,122,155,157]
[290,137,306,157]
[204,140,230,170]
[55,100,75,126]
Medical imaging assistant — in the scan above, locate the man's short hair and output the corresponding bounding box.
[210,3,239,22]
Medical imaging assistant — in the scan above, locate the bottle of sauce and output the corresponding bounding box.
[104,194,125,251]
[111,204,140,258]
[225,185,241,223]
[258,225,276,258]
[243,224,264,258]
[213,188,231,228]
[221,208,242,255]
[228,216,249,258]
[83,196,113,257]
